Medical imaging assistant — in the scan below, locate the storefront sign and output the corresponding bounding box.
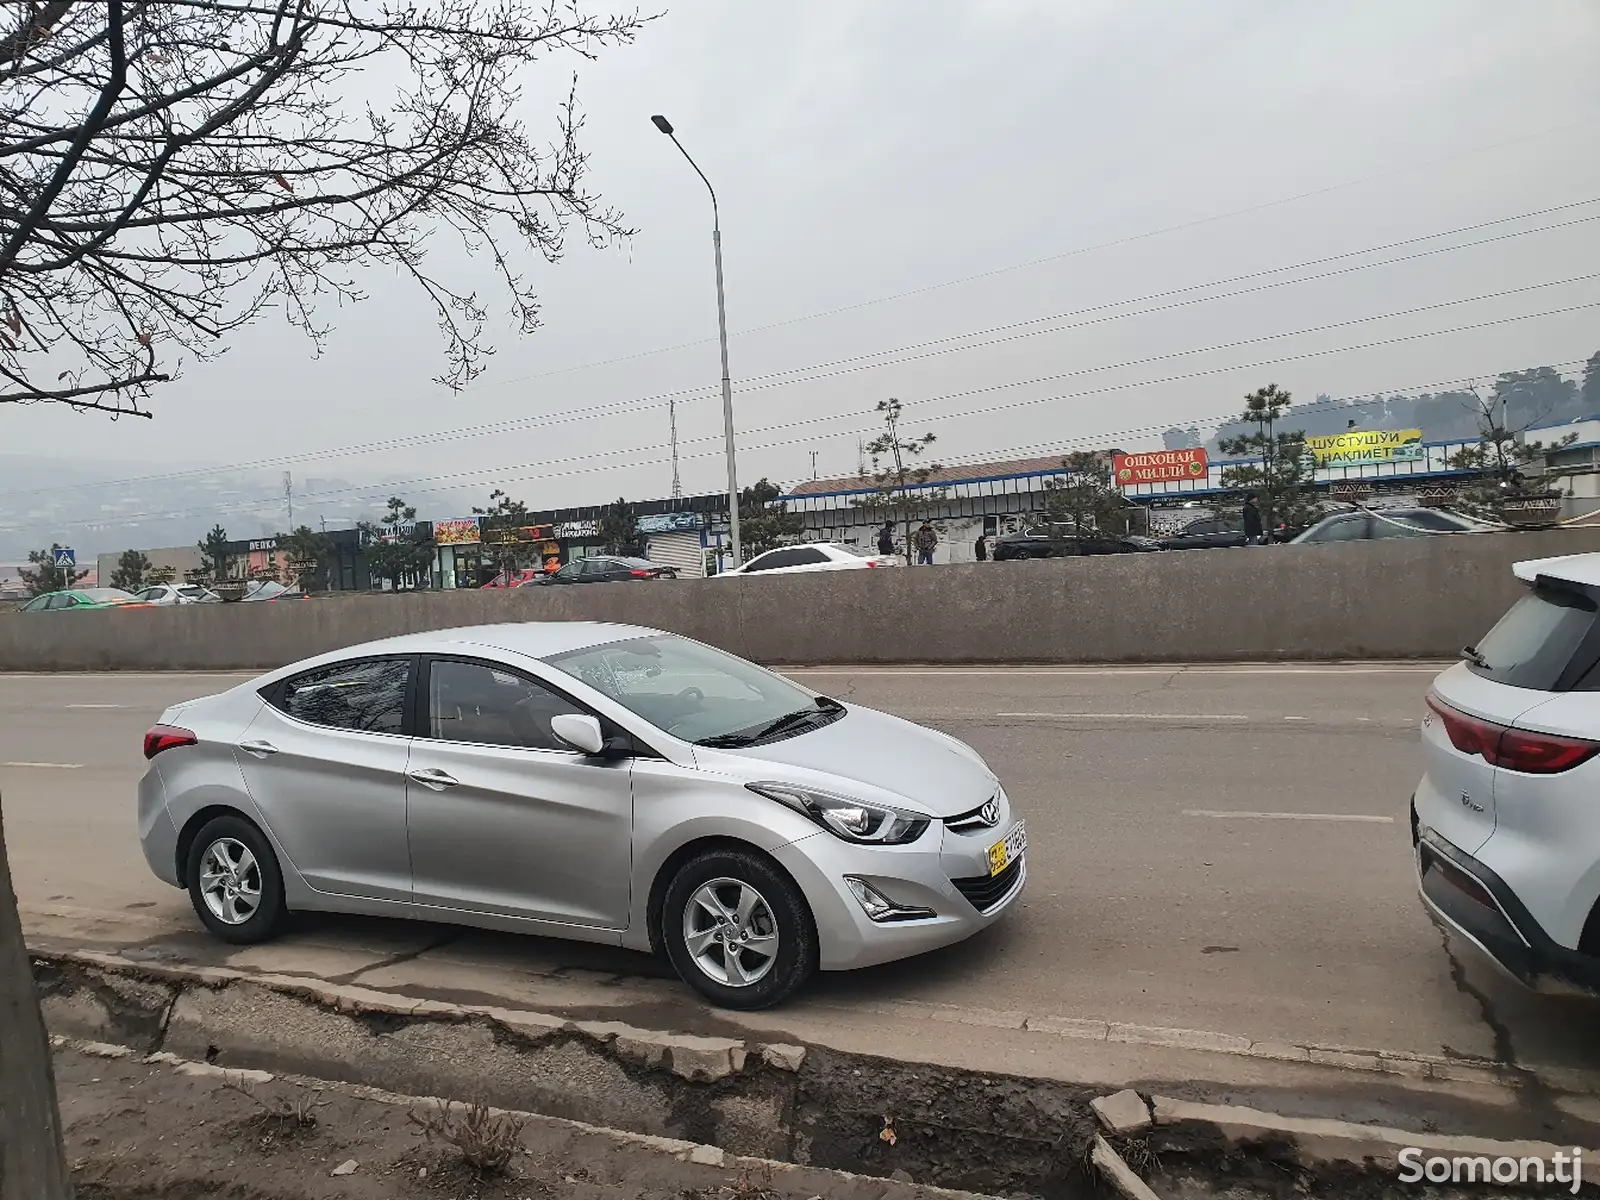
[636,512,703,534]
[434,518,481,546]
[1113,448,1208,485]
[555,519,600,538]
[481,524,551,545]
[247,538,278,552]
[1305,428,1423,466]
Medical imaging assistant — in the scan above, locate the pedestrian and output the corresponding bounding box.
[974,533,988,562]
[913,520,938,565]
[1242,491,1264,545]
[877,521,895,557]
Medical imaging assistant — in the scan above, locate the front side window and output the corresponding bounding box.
[427,659,584,751]
[1308,516,1370,542]
[549,635,836,746]
[276,658,410,733]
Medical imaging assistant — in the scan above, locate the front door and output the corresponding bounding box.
[405,657,633,929]
[236,656,415,902]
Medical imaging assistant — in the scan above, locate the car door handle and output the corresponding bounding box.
[238,739,279,758]
[406,768,459,790]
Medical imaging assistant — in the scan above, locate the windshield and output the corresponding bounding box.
[547,634,832,745]
[1467,582,1599,690]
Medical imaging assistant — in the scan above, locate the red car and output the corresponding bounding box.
[481,568,543,589]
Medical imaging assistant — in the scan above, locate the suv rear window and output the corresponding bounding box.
[1467,583,1600,691]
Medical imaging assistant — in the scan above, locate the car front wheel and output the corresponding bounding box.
[661,848,817,1010]
[185,814,286,944]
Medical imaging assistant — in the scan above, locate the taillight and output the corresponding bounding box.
[631,569,651,578]
[143,725,196,759]
[1425,695,1599,774]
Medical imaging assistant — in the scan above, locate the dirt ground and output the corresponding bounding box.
[52,1045,938,1200]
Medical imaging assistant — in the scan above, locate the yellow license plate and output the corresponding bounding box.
[987,822,1027,876]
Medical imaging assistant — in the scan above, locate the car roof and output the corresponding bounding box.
[261,621,664,679]
[1513,553,1600,588]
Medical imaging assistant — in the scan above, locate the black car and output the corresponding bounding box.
[1160,515,1249,551]
[523,556,678,584]
[991,525,1161,560]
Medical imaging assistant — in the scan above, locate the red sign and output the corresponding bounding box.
[1113,448,1208,485]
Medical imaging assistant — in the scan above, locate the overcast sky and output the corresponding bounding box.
[8,0,1600,521]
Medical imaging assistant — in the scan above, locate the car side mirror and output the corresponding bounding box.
[550,713,605,756]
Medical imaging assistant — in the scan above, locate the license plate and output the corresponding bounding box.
[987,822,1027,876]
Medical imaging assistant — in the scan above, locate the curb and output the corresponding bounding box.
[50,1034,996,1200]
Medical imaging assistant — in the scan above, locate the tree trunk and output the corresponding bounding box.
[0,790,72,1199]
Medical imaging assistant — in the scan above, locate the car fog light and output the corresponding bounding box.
[845,876,935,923]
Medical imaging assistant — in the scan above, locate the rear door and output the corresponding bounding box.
[236,656,416,901]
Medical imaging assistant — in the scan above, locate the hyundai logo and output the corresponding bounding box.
[979,798,1000,827]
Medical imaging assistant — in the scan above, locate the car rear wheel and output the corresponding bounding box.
[661,848,816,1010]
[185,814,286,944]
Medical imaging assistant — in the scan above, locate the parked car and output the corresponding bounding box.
[134,582,221,605]
[138,623,1025,1008]
[524,556,677,585]
[1290,506,1487,544]
[1160,515,1249,551]
[719,543,898,576]
[482,568,543,589]
[19,587,150,611]
[990,524,1161,560]
[1414,552,1600,995]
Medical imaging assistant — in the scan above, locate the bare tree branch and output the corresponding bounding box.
[0,0,651,414]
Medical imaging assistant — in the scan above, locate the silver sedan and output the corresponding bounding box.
[137,622,1026,1008]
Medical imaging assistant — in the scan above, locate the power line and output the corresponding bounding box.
[16,298,1594,537]
[3,197,1596,503]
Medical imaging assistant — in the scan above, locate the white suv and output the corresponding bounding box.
[1415,552,1600,994]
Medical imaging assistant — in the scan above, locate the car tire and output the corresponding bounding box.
[661,847,817,1010]
[185,814,287,945]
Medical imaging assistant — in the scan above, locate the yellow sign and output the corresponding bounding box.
[1305,428,1423,466]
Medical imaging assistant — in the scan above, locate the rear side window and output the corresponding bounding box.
[1468,585,1600,691]
[275,658,411,733]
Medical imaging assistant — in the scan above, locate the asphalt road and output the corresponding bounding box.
[6,664,1600,1123]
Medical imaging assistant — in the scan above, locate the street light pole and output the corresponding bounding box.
[651,114,742,568]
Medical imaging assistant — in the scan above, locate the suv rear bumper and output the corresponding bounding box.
[1414,805,1600,995]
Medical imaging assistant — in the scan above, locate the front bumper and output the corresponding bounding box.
[773,821,1026,972]
[1414,810,1600,995]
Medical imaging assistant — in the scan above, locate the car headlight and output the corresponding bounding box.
[747,782,930,845]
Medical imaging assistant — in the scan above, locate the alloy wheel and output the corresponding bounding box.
[682,877,779,987]
[198,837,262,926]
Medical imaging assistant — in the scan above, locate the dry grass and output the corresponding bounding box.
[408,1099,526,1176]
[221,1076,325,1141]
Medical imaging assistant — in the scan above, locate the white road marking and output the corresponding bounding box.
[1284,715,1309,721]
[1,761,83,769]
[65,703,128,709]
[1184,809,1394,823]
[999,711,1250,720]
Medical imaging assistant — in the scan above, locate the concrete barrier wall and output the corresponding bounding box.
[5,528,1600,672]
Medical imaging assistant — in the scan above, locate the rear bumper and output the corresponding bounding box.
[1414,807,1600,995]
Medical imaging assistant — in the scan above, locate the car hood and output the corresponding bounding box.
[702,704,998,818]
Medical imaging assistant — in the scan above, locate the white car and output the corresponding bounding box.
[134,582,220,605]
[1414,552,1600,995]
[721,543,898,577]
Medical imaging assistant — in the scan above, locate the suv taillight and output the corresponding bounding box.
[1426,694,1599,774]
[143,725,196,759]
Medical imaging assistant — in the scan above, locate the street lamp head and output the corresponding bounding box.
[650,114,674,135]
